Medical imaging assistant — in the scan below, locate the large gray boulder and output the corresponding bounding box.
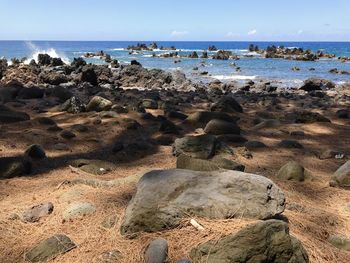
[330,160,350,188]
[190,220,309,263]
[172,134,217,159]
[121,169,285,235]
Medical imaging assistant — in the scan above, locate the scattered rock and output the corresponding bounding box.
[278,140,303,149]
[172,134,217,159]
[204,119,241,135]
[70,159,116,175]
[25,144,46,159]
[277,161,306,182]
[336,109,350,119]
[101,215,119,229]
[244,140,267,150]
[121,169,285,234]
[0,106,30,123]
[86,96,113,112]
[190,220,309,263]
[328,235,350,251]
[300,78,335,91]
[25,234,76,263]
[293,111,330,123]
[0,157,32,179]
[60,130,76,139]
[22,202,54,223]
[330,160,350,188]
[145,238,168,263]
[97,250,122,263]
[62,202,96,221]
[186,111,238,128]
[211,95,243,113]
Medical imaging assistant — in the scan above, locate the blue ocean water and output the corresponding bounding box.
[0,41,349,86]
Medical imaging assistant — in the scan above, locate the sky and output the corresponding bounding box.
[0,0,349,41]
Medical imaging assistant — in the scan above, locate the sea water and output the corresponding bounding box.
[0,41,349,87]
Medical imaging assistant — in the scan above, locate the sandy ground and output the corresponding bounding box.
[0,96,350,263]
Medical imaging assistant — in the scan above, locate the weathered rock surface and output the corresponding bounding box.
[277,161,306,182]
[25,234,76,263]
[211,95,243,113]
[70,159,116,175]
[25,144,46,159]
[0,157,32,179]
[204,119,241,135]
[62,202,96,221]
[86,96,113,112]
[186,111,238,128]
[328,235,350,251]
[330,160,350,188]
[121,169,285,234]
[145,238,168,263]
[22,202,54,223]
[190,220,309,263]
[172,134,217,159]
[0,105,30,123]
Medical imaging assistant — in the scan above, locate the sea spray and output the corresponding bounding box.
[24,41,70,64]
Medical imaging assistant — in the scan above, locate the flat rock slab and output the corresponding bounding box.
[25,234,76,263]
[121,169,285,235]
[0,157,32,179]
[70,159,117,175]
[22,202,54,223]
[62,202,96,221]
[190,220,309,263]
[172,134,217,159]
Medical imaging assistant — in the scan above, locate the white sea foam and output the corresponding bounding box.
[143,54,153,57]
[111,48,125,51]
[211,75,257,81]
[24,41,70,64]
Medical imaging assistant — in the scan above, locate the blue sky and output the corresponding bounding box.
[0,0,349,41]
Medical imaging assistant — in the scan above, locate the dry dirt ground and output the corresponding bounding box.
[0,97,350,263]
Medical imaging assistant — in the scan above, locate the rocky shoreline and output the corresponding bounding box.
[0,54,350,262]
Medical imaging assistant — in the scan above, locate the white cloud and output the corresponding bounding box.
[247,29,257,35]
[297,29,303,34]
[226,32,239,37]
[170,30,189,37]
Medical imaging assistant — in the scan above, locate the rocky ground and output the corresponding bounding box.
[0,56,350,263]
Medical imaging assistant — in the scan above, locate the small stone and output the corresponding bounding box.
[244,141,267,150]
[277,161,306,182]
[328,235,350,251]
[330,160,350,187]
[145,238,168,263]
[62,202,96,221]
[97,250,122,263]
[278,140,303,149]
[22,202,54,223]
[101,215,119,229]
[25,144,46,159]
[59,189,85,203]
[25,234,76,263]
[53,143,69,151]
[60,130,76,139]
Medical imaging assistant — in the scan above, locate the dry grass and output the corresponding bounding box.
[0,97,350,263]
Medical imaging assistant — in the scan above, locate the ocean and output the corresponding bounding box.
[0,41,349,87]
